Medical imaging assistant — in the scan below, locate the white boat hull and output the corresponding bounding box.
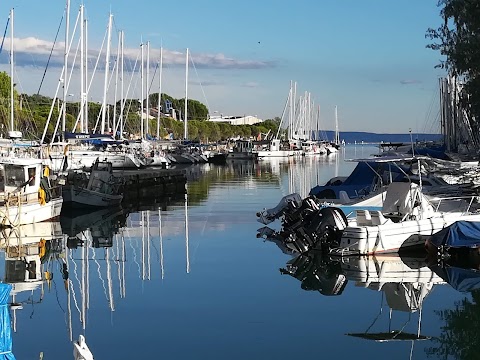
[336,212,480,255]
[0,197,63,226]
[255,150,294,158]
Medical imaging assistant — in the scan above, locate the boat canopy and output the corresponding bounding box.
[429,221,480,249]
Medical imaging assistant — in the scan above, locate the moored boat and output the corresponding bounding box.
[62,159,123,208]
[0,157,63,226]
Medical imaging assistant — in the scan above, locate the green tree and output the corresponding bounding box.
[426,289,480,359]
[426,0,480,139]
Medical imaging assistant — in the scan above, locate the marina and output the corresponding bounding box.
[0,0,479,359]
[0,145,477,359]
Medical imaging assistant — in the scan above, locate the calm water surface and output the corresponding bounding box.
[3,144,476,359]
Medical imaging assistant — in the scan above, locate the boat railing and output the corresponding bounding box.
[429,195,479,214]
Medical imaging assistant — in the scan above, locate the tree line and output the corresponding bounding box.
[0,71,282,142]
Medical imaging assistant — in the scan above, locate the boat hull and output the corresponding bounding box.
[0,198,63,226]
[63,185,123,208]
[255,150,294,158]
[335,213,480,255]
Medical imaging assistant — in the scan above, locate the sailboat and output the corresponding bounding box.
[44,6,149,170]
[324,105,340,154]
[0,9,63,226]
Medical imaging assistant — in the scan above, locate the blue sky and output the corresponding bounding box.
[0,0,445,133]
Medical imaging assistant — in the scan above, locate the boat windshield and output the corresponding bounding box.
[4,165,26,187]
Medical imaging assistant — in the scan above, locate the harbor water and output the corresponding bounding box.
[4,144,475,359]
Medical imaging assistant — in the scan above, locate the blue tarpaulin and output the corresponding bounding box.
[0,283,15,359]
[429,221,480,248]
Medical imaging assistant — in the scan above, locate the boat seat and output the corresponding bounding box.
[355,209,372,226]
[370,210,391,225]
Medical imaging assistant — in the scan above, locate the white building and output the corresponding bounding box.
[208,115,263,126]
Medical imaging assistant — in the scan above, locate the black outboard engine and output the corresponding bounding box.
[256,193,303,225]
[284,206,348,253]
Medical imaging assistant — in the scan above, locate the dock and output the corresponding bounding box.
[113,168,187,202]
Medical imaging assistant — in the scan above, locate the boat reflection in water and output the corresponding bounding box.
[0,221,64,333]
[275,244,480,359]
[61,206,128,249]
[0,191,191,354]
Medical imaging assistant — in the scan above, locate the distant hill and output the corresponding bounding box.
[321,131,443,144]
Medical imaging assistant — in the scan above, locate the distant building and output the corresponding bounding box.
[208,114,263,126]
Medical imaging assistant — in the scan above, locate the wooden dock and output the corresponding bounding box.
[113,168,187,201]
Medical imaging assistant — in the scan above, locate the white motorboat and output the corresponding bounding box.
[300,140,327,156]
[0,157,63,226]
[63,159,123,208]
[331,181,480,255]
[253,139,294,158]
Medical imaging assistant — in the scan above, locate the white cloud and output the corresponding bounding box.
[0,36,274,70]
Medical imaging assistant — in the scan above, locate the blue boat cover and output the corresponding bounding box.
[0,283,15,359]
[429,221,480,248]
[309,161,404,198]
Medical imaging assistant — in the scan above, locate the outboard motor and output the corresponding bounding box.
[308,207,348,249]
[256,193,303,225]
[284,206,348,253]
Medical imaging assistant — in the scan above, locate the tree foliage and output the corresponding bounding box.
[426,0,480,123]
[426,289,480,359]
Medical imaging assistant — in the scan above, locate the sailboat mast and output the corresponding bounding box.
[335,105,339,144]
[146,41,150,137]
[9,8,14,132]
[140,42,144,139]
[119,31,124,139]
[157,46,163,139]
[112,31,121,135]
[184,48,189,140]
[79,5,84,133]
[62,0,70,139]
[101,13,113,134]
[288,81,293,140]
[84,17,89,133]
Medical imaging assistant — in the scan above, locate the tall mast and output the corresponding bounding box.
[288,81,293,140]
[140,42,144,139]
[184,48,189,140]
[9,8,14,132]
[62,0,70,139]
[84,17,88,132]
[113,31,121,136]
[79,5,84,132]
[101,13,113,134]
[335,105,339,144]
[145,41,150,137]
[156,46,163,139]
[120,31,124,139]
